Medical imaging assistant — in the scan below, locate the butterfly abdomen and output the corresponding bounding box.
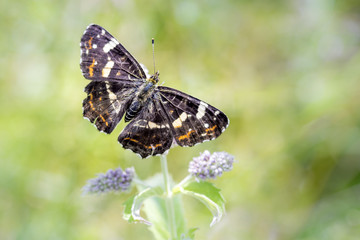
[124,80,156,122]
[125,101,141,122]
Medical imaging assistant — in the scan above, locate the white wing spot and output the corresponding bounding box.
[172,118,182,128]
[101,29,105,35]
[93,44,97,49]
[196,101,208,119]
[102,61,114,77]
[148,121,160,129]
[179,112,188,121]
[105,81,119,114]
[172,112,188,128]
[111,37,119,45]
[107,90,117,101]
[204,123,209,128]
[103,38,118,53]
[215,110,220,116]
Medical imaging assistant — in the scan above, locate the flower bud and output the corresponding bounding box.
[188,150,234,180]
[83,167,135,194]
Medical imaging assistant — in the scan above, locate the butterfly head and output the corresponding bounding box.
[148,71,159,84]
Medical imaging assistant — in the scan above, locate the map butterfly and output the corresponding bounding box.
[80,24,229,158]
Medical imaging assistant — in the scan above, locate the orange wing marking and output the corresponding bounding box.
[177,130,195,141]
[205,125,217,133]
[85,37,93,50]
[99,114,108,126]
[146,143,162,149]
[88,94,95,111]
[123,138,162,149]
[124,137,139,143]
[88,58,95,77]
[89,101,95,111]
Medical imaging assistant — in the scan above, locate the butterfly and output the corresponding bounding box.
[80,24,229,158]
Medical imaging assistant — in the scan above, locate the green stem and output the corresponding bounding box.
[173,175,193,193]
[160,155,177,239]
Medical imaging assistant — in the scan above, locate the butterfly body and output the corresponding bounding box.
[125,72,159,122]
[80,24,229,158]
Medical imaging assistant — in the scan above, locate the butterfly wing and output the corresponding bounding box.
[80,24,147,133]
[83,80,139,133]
[118,99,173,158]
[80,24,146,82]
[118,87,229,158]
[157,86,229,147]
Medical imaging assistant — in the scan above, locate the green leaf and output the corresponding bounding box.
[142,194,187,240]
[141,174,188,240]
[123,196,136,223]
[180,228,198,240]
[123,186,163,225]
[181,181,225,226]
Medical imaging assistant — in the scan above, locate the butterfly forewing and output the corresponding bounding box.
[158,86,229,147]
[80,24,146,82]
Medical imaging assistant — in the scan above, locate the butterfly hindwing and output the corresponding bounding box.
[83,80,138,133]
[158,86,229,146]
[118,99,173,158]
[80,24,146,82]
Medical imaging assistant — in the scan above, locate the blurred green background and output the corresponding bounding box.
[1,0,360,239]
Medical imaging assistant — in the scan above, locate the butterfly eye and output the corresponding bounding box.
[149,71,160,84]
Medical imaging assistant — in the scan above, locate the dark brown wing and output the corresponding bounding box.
[157,86,229,147]
[117,99,173,158]
[118,86,229,158]
[83,80,139,134]
[80,24,146,82]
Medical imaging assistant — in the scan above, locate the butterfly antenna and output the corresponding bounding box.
[152,38,156,74]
